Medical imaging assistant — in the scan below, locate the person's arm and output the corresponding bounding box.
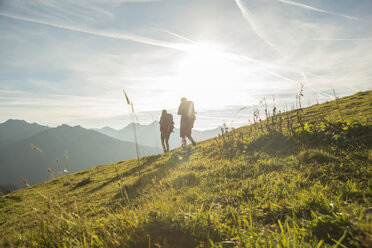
[188,102,195,119]
[178,104,183,115]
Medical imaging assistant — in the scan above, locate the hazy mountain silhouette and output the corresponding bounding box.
[94,121,221,151]
[0,122,157,187]
[0,183,18,195]
[0,119,50,149]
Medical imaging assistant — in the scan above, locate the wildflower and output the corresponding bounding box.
[117,180,121,185]
[340,163,343,167]
[22,179,30,187]
[30,144,44,155]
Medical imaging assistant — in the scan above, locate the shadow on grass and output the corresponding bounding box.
[130,223,197,248]
[71,177,91,190]
[247,131,299,156]
[114,149,192,201]
[88,155,162,194]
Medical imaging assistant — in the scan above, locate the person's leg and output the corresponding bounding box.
[161,133,167,153]
[186,128,196,146]
[180,123,187,147]
[165,133,170,152]
[187,135,196,146]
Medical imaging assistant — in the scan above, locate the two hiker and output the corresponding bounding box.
[159,97,196,153]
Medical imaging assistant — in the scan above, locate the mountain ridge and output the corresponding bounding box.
[94,121,222,150]
[0,123,158,187]
[0,119,50,149]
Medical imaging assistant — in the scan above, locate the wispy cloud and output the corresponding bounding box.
[234,0,281,54]
[232,54,298,83]
[162,29,299,83]
[2,0,114,24]
[0,12,185,50]
[162,30,196,43]
[1,0,371,130]
[234,0,364,87]
[0,2,318,87]
[92,0,162,2]
[311,38,372,41]
[233,0,307,83]
[275,0,359,20]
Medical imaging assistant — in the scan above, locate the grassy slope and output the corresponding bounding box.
[0,91,371,247]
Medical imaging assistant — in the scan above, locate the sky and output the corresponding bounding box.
[0,0,371,130]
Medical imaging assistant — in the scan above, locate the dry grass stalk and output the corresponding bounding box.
[122,89,140,164]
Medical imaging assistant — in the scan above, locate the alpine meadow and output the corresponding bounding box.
[0,91,371,247]
[1,0,372,247]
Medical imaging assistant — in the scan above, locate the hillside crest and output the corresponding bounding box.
[1,90,371,247]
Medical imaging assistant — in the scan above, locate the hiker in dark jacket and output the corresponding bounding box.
[159,109,174,153]
[178,97,196,147]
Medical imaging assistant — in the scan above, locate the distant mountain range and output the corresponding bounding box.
[0,120,157,187]
[93,121,222,152]
[0,120,221,188]
[0,119,49,149]
[0,183,18,195]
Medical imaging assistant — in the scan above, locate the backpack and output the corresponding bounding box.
[166,114,174,133]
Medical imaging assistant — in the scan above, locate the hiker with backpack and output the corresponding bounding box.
[159,109,174,153]
[178,97,196,147]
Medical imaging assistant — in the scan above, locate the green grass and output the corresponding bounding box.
[0,91,371,247]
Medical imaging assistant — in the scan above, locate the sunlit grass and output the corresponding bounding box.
[0,90,371,247]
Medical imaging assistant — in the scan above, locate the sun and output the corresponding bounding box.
[175,41,240,105]
[177,41,235,85]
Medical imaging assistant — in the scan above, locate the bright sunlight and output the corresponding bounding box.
[174,41,243,106]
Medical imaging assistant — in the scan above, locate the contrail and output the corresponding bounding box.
[234,0,282,54]
[163,29,298,83]
[0,12,185,50]
[275,0,359,20]
[234,0,310,82]
[1,12,299,83]
[163,30,196,43]
[311,38,372,41]
[229,53,298,83]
